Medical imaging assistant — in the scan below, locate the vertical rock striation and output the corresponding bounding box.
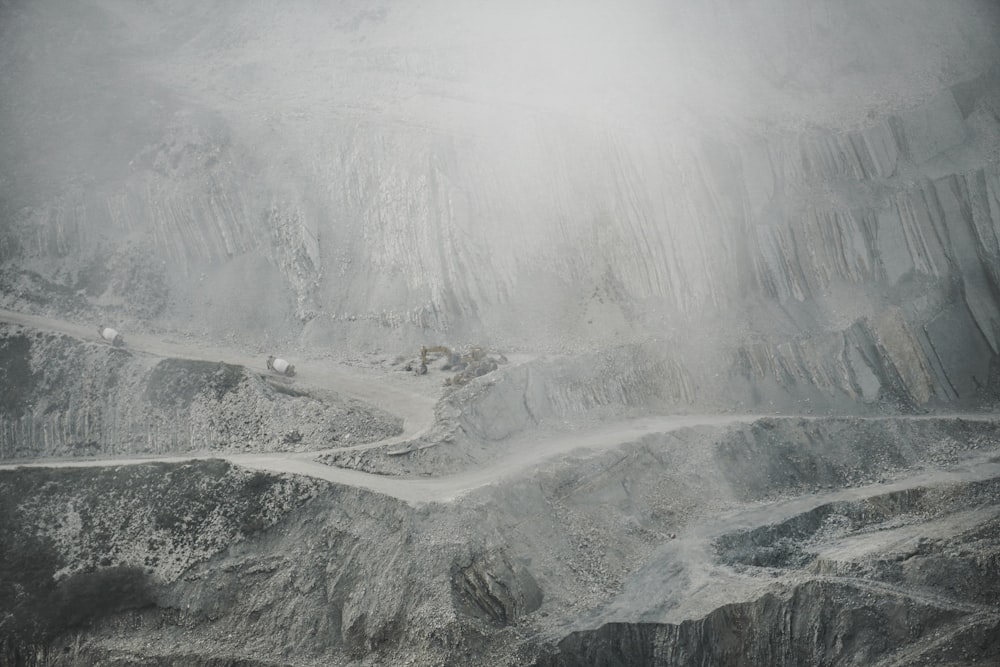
[2,1,1000,409]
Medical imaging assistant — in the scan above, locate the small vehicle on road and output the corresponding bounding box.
[266,355,296,377]
[98,325,125,348]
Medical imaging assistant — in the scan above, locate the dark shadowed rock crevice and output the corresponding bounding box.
[451,549,543,626]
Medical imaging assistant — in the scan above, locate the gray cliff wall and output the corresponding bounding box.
[2,1,1000,410]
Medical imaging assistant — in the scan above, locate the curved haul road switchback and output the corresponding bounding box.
[1,309,998,506]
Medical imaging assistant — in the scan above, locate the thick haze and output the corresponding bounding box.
[2,0,1000,407]
[5,6,1000,663]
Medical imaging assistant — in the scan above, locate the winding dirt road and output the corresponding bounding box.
[3,309,999,506]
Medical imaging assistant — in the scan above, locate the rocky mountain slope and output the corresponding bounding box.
[3,1,1000,666]
[3,417,999,665]
[1,0,999,413]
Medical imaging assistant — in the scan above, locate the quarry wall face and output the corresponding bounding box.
[3,4,1000,662]
[2,1,1000,411]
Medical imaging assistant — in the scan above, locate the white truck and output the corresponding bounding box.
[266,355,296,377]
[98,326,125,347]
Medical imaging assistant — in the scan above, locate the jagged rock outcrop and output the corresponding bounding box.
[539,473,1000,666]
[535,579,1000,667]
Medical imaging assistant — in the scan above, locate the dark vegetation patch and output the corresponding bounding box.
[138,462,286,539]
[0,475,154,663]
[145,359,246,408]
[0,461,320,662]
[0,332,32,417]
[1,460,319,573]
[236,472,281,534]
[1,560,155,665]
[72,652,282,667]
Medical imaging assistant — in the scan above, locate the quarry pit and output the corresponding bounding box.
[3,1,1000,665]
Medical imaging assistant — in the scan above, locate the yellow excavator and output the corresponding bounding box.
[413,345,505,384]
[418,345,453,374]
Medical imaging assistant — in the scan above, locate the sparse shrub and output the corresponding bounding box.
[242,472,276,497]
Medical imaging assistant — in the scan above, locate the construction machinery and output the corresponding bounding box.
[408,345,506,385]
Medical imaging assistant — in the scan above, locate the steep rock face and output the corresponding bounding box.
[0,325,401,459]
[737,150,1000,406]
[453,349,697,441]
[451,549,543,627]
[2,1,1000,411]
[712,417,1000,500]
[536,580,1000,667]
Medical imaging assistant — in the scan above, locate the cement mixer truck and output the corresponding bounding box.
[266,355,296,377]
[97,325,125,348]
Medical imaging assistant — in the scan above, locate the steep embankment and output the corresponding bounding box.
[0,460,322,665]
[3,417,999,666]
[0,323,401,459]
